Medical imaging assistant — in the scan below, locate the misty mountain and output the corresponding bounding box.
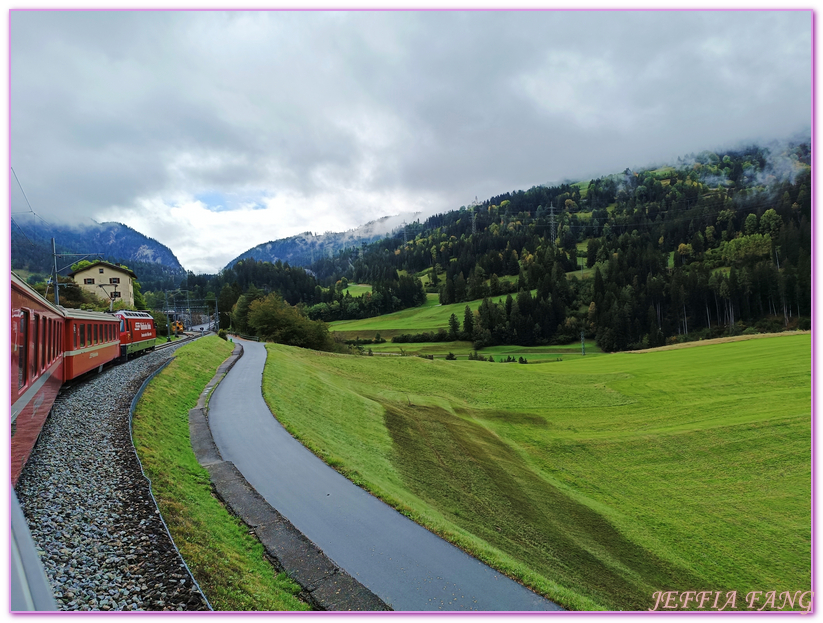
[225,213,423,270]
[11,219,186,291]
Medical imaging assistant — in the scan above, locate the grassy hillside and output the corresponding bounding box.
[330,293,462,336]
[261,334,810,611]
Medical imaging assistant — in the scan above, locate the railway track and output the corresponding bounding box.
[16,341,210,611]
[153,332,202,352]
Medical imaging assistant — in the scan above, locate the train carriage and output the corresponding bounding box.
[61,308,121,380]
[11,273,66,486]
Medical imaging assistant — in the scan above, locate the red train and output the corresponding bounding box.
[10,272,158,485]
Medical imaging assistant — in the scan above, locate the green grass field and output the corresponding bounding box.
[330,293,467,336]
[342,283,373,296]
[365,340,603,360]
[133,336,308,611]
[330,291,544,337]
[261,334,810,611]
[572,180,589,198]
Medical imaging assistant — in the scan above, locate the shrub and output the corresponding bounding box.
[218,329,228,341]
[445,352,457,360]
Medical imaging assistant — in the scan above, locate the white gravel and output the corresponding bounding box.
[16,343,210,611]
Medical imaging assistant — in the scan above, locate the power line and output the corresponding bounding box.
[10,167,35,214]
[10,216,36,247]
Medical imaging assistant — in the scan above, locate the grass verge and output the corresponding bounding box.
[132,335,309,611]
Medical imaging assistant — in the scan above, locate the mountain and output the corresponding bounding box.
[11,219,186,291]
[224,213,422,270]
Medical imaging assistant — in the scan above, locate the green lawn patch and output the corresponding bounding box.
[152,335,181,347]
[330,291,536,336]
[260,335,810,611]
[342,283,372,297]
[132,336,309,612]
[572,180,589,198]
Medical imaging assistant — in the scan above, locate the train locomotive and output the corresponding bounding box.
[10,272,159,485]
[114,310,158,358]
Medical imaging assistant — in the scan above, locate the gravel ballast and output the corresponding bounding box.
[15,344,210,612]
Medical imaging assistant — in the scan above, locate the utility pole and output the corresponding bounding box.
[214,297,219,332]
[52,238,60,306]
[549,202,557,247]
[164,291,171,342]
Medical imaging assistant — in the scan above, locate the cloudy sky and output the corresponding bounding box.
[10,9,811,274]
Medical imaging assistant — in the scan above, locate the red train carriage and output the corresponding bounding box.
[61,308,121,380]
[114,310,157,358]
[11,273,66,486]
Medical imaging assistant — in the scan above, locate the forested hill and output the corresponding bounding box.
[11,220,186,291]
[299,140,810,351]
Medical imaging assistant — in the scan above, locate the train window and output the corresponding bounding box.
[18,312,28,389]
[80,324,85,348]
[94,324,98,345]
[47,319,52,363]
[120,319,125,333]
[41,317,46,370]
[32,315,39,376]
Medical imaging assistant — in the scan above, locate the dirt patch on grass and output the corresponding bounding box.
[627,331,809,354]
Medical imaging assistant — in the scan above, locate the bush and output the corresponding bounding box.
[445,352,457,360]
[218,329,228,341]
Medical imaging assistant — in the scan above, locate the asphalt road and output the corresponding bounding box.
[207,339,561,612]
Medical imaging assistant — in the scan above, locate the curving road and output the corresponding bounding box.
[208,339,560,612]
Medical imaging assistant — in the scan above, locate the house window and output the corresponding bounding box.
[84,278,95,285]
[99,268,104,273]
[110,277,120,284]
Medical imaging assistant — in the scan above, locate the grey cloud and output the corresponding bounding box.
[10,10,811,270]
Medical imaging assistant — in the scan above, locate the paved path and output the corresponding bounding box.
[208,339,560,612]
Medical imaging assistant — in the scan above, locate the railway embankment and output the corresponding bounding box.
[16,342,209,611]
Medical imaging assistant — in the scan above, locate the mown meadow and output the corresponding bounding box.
[261,333,810,611]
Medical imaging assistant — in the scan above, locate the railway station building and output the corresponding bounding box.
[68,261,138,307]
